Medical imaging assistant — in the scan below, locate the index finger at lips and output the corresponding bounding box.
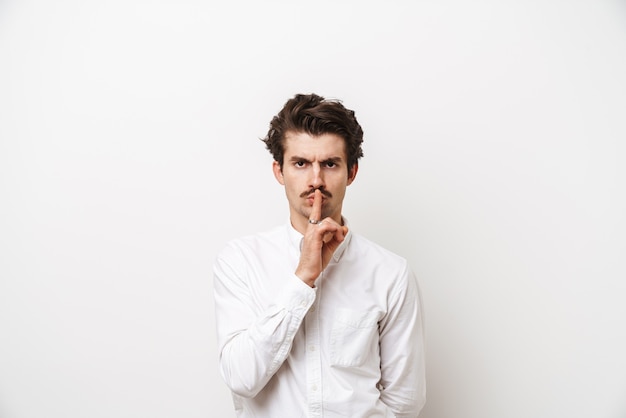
[310,189,322,223]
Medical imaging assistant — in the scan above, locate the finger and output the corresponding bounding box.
[319,222,346,244]
[310,189,323,223]
[333,225,348,243]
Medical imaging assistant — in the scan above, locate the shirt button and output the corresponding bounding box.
[310,305,316,312]
[311,384,318,391]
[309,345,316,352]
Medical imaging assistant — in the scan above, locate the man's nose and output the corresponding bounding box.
[310,164,324,189]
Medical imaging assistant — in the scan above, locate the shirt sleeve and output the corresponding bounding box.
[378,262,426,417]
[213,242,316,398]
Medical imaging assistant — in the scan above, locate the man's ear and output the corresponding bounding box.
[347,163,358,185]
[272,161,285,185]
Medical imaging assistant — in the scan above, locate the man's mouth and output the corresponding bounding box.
[305,195,324,204]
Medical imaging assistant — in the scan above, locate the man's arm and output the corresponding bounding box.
[213,246,315,398]
[378,263,426,417]
[214,191,347,398]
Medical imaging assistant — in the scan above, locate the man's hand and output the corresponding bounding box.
[295,189,349,287]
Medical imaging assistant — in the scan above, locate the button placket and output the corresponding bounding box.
[304,277,323,417]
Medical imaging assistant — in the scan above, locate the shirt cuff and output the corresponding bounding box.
[272,274,317,318]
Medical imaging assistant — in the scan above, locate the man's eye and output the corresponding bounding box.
[325,162,336,168]
[295,161,306,167]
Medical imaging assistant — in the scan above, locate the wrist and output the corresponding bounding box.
[295,268,318,287]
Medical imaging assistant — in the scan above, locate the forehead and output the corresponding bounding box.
[283,131,347,160]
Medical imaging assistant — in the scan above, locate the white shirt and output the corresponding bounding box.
[213,221,426,417]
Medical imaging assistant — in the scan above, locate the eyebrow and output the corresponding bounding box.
[322,157,343,165]
[289,156,344,164]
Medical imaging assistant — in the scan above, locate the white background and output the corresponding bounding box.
[1,1,625,417]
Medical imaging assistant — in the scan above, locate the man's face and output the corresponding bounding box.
[273,131,358,234]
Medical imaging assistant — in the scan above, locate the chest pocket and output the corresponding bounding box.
[329,308,382,368]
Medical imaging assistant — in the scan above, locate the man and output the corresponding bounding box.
[213,93,426,417]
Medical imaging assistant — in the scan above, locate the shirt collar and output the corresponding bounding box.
[286,217,352,263]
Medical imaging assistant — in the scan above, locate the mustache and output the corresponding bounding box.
[300,187,332,198]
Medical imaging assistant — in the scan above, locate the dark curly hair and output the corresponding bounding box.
[262,93,364,171]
